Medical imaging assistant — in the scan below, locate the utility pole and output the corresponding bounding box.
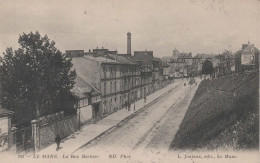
[127,66,130,111]
[133,66,136,111]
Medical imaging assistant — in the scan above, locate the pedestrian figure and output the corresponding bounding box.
[144,96,146,103]
[128,102,131,111]
[125,101,127,110]
[55,134,61,151]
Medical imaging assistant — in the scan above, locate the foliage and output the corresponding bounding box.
[232,112,259,149]
[0,31,76,126]
[171,71,259,150]
[201,59,214,75]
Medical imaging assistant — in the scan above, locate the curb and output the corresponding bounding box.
[73,84,179,153]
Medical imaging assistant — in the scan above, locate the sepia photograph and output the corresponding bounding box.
[0,0,259,162]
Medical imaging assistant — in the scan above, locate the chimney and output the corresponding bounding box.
[127,32,131,55]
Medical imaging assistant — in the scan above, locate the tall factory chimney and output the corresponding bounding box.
[127,32,131,55]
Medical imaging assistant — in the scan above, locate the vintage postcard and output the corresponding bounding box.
[0,0,259,162]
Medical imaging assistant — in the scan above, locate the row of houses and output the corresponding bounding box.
[212,42,259,77]
[51,41,260,127]
[67,48,171,124]
[162,50,207,77]
[162,42,259,78]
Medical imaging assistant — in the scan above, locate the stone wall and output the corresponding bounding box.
[32,113,79,151]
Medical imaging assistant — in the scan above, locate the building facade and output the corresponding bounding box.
[235,43,259,73]
[67,49,143,121]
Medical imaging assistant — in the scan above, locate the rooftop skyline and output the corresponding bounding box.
[0,0,259,58]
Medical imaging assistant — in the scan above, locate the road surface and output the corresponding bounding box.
[76,79,200,153]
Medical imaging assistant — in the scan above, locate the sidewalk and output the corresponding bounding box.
[37,80,183,155]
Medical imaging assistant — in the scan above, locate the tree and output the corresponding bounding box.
[0,31,76,126]
[201,59,214,76]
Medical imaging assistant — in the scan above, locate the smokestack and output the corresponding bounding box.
[127,32,131,55]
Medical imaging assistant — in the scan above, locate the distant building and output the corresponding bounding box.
[172,48,179,60]
[66,50,84,57]
[179,52,192,58]
[168,61,187,74]
[159,60,170,87]
[234,43,259,73]
[133,50,154,95]
[213,51,234,77]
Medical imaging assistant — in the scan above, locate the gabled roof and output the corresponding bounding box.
[234,44,259,57]
[242,44,260,54]
[0,105,14,117]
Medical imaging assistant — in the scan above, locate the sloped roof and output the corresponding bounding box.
[107,54,138,65]
[72,75,101,99]
[133,53,154,66]
[0,105,14,117]
[84,55,120,64]
[234,44,259,57]
[242,44,260,54]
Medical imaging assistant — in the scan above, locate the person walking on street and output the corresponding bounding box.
[125,101,127,110]
[55,134,61,151]
[144,96,146,103]
[128,102,131,111]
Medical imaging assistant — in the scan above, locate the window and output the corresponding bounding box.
[110,81,112,93]
[110,67,113,78]
[115,66,117,77]
[104,82,106,95]
[103,66,107,78]
[115,81,117,92]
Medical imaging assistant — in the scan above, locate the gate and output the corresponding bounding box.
[15,126,33,154]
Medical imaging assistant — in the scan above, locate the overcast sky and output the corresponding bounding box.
[0,0,259,57]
